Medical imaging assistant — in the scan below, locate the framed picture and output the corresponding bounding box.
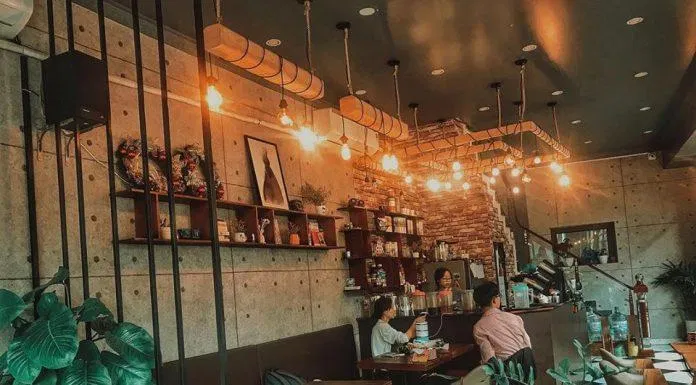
[245,136,289,210]
[317,231,326,246]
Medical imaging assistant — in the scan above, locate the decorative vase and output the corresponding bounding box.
[161,226,171,240]
[289,233,300,245]
[598,255,609,264]
[316,205,327,215]
[233,232,247,243]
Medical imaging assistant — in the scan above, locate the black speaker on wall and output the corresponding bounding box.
[42,50,109,133]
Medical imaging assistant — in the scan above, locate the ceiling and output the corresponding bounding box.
[106,0,696,160]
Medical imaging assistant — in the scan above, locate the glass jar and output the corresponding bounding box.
[609,307,629,341]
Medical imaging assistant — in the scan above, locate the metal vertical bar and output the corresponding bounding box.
[46,0,71,307]
[193,2,227,384]
[131,1,162,382]
[153,2,187,384]
[96,0,124,323]
[65,0,75,52]
[20,56,40,291]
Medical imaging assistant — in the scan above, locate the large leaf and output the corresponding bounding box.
[546,369,572,385]
[0,289,28,329]
[0,351,7,374]
[23,305,78,369]
[58,359,111,385]
[76,341,100,363]
[38,292,61,318]
[35,369,58,385]
[105,323,155,369]
[101,351,151,385]
[7,336,42,384]
[76,299,113,323]
[22,267,69,303]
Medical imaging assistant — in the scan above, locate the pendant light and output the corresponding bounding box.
[462,181,471,190]
[512,60,528,179]
[453,171,463,180]
[404,174,413,184]
[206,76,223,112]
[547,101,565,174]
[339,115,351,160]
[380,59,403,173]
[491,167,501,176]
[426,177,441,192]
[278,57,293,126]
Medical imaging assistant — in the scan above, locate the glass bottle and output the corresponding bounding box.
[609,307,629,341]
[586,307,603,342]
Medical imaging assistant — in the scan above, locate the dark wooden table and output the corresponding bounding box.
[357,343,475,372]
[671,343,696,373]
[313,381,391,385]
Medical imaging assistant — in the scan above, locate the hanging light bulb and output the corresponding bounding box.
[340,143,351,160]
[512,186,521,195]
[558,173,571,187]
[404,174,413,184]
[452,161,461,172]
[489,176,496,185]
[295,125,324,151]
[533,155,542,165]
[381,153,391,171]
[491,167,501,176]
[511,167,522,177]
[206,76,223,112]
[504,154,515,166]
[278,99,293,126]
[522,173,532,183]
[550,161,564,174]
[426,177,441,192]
[462,181,471,190]
[444,181,452,190]
[390,154,399,171]
[453,171,463,181]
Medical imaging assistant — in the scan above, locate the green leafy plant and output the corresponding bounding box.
[546,339,628,385]
[483,357,535,385]
[0,267,155,385]
[300,183,330,206]
[652,261,696,319]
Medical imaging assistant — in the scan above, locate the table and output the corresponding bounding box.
[357,343,475,372]
[671,343,696,373]
[313,382,391,385]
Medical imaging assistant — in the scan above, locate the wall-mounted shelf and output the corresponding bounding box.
[338,206,424,221]
[116,189,343,251]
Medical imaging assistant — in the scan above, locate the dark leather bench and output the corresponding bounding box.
[161,324,359,385]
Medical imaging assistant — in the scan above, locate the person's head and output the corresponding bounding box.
[373,296,396,321]
[434,267,453,290]
[474,281,501,309]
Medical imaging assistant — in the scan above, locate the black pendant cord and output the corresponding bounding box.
[97,0,124,323]
[47,0,71,307]
[154,1,187,384]
[193,2,227,385]
[131,0,162,382]
[20,57,40,294]
[65,0,74,52]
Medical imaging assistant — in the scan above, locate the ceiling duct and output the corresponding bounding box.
[0,0,33,39]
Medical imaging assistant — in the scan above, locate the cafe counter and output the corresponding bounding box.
[356,303,587,385]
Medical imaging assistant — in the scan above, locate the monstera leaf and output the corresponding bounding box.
[23,304,78,369]
[101,351,152,385]
[76,298,113,322]
[76,341,101,363]
[105,323,155,369]
[0,289,27,329]
[37,292,62,318]
[7,336,42,384]
[22,267,69,302]
[34,369,58,385]
[59,359,111,385]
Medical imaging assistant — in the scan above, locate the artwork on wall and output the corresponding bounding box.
[245,136,289,210]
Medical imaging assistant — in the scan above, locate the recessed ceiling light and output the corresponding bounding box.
[478,106,490,112]
[355,89,367,95]
[551,90,564,96]
[359,7,376,16]
[522,44,538,52]
[626,17,644,26]
[643,130,653,134]
[571,119,582,125]
[634,71,649,78]
[431,68,445,76]
[639,106,651,111]
[584,140,593,144]
[265,38,282,47]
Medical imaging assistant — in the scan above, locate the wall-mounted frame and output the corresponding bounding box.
[245,135,290,210]
[551,222,618,265]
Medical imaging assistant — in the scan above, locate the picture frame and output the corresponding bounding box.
[245,136,290,210]
[317,231,326,246]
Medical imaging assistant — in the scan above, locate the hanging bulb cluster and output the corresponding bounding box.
[295,125,325,151]
[381,153,399,172]
[206,77,223,112]
[426,177,441,192]
[404,174,413,184]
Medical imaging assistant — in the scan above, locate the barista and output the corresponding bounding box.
[434,267,458,298]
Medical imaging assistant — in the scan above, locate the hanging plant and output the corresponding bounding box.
[116,138,168,192]
[174,145,224,199]
[0,267,155,385]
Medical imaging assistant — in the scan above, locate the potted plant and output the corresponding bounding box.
[0,267,155,385]
[652,261,696,334]
[300,183,330,215]
[288,222,301,245]
[231,217,248,243]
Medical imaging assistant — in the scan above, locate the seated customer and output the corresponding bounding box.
[472,282,536,378]
[371,296,426,357]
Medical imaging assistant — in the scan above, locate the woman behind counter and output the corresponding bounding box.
[371,296,426,357]
[434,267,459,299]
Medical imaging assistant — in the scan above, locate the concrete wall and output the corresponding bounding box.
[525,154,696,339]
[0,1,361,360]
